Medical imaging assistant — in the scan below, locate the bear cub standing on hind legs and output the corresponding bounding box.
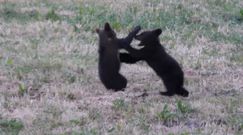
[96,23,141,91]
[123,28,189,97]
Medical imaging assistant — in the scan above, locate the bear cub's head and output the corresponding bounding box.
[135,28,162,46]
[96,22,117,42]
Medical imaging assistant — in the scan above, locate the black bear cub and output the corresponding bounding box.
[123,28,189,97]
[96,23,140,91]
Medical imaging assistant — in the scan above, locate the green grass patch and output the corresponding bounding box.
[240,9,243,16]
[6,58,14,66]
[240,8,243,21]
[69,118,87,127]
[70,129,98,135]
[18,83,27,96]
[0,119,24,135]
[227,114,243,134]
[0,2,41,23]
[112,99,128,111]
[65,2,194,31]
[45,8,61,22]
[88,108,101,120]
[72,4,123,31]
[230,53,243,64]
[176,100,193,114]
[157,104,176,121]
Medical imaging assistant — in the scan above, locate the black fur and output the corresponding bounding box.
[123,28,189,97]
[96,23,140,91]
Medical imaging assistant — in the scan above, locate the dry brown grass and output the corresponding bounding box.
[0,0,242,135]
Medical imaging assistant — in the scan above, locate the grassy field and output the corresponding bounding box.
[0,0,243,134]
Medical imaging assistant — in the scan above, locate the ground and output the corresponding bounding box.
[0,0,242,135]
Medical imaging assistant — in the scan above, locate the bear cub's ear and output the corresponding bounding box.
[104,22,111,31]
[153,29,162,36]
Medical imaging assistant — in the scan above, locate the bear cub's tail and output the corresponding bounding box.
[177,87,189,97]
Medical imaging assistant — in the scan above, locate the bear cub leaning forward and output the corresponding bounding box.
[96,23,141,91]
[123,28,189,97]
